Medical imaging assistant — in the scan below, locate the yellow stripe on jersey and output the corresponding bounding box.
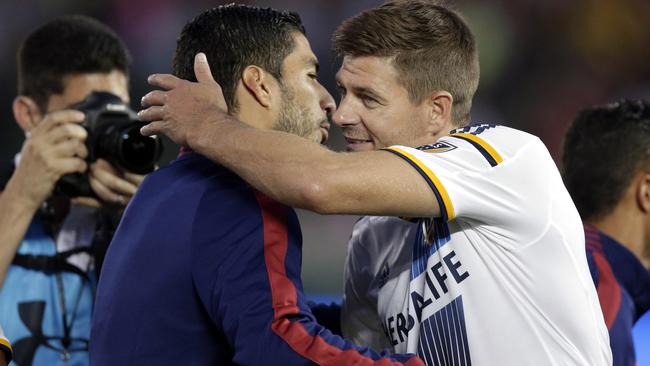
[450,132,504,165]
[385,147,455,221]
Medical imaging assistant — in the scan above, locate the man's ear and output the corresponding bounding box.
[636,173,650,214]
[12,96,43,133]
[424,90,454,131]
[241,65,275,108]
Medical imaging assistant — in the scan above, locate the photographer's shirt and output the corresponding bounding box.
[91,153,423,366]
[0,159,96,366]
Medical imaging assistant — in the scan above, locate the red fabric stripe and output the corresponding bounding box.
[584,224,599,234]
[592,250,622,330]
[178,146,194,157]
[584,225,600,236]
[584,225,602,250]
[271,318,423,366]
[256,191,300,317]
[255,191,423,366]
[586,241,601,250]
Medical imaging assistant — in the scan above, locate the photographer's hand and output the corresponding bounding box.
[0,109,87,287]
[88,159,144,206]
[7,109,88,210]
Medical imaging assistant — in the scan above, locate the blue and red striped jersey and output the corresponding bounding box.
[91,153,423,366]
[585,224,650,366]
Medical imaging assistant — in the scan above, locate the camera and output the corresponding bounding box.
[55,91,163,198]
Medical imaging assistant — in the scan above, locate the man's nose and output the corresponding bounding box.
[332,96,360,127]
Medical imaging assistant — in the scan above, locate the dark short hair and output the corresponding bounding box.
[333,0,479,126]
[172,4,305,113]
[562,99,650,222]
[17,15,131,111]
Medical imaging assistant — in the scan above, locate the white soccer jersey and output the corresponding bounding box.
[341,125,612,366]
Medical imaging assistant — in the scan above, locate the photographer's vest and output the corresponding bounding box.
[0,160,113,366]
[0,217,96,366]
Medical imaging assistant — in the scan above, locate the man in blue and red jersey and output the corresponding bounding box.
[90,5,423,366]
[562,99,650,366]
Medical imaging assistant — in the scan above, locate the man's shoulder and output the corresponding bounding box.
[145,153,247,197]
[445,124,543,160]
[448,124,535,141]
[125,153,257,230]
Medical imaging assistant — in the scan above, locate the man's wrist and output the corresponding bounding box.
[191,112,237,156]
[2,174,46,213]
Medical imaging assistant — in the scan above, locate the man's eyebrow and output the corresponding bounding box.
[307,57,319,73]
[353,86,383,99]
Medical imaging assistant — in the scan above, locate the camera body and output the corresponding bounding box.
[55,91,162,198]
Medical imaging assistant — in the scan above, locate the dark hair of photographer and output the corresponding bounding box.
[172,4,305,113]
[17,14,130,112]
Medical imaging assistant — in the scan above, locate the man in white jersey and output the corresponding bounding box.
[137,1,612,364]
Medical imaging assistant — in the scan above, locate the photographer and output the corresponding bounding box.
[0,15,149,365]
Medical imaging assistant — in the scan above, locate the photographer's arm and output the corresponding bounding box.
[0,110,87,287]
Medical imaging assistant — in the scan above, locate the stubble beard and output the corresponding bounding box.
[275,84,324,143]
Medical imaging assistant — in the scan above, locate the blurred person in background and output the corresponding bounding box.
[91,5,423,365]
[139,0,613,364]
[0,15,145,365]
[562,99,650,366]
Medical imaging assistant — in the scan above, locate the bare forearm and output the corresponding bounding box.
[139,64,439,217]
[191,115,334,211]
[0,178,42,287]
[190,116,438,217]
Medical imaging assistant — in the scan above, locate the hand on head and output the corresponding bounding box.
[139,53,229,147]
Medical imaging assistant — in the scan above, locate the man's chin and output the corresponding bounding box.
[346,141,375,152]
[307,128,328,145]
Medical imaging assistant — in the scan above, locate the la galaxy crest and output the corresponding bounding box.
[416,141,457,153]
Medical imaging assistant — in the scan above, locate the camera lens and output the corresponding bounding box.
[117,123,160,174]
[94,116,161,175]
[56,91,163,198]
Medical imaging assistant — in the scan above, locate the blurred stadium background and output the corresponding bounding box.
[0,0,647,360]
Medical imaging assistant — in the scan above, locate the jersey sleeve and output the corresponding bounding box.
[191,186,423,366]
[384,127,555,246]
[342,220,392,350]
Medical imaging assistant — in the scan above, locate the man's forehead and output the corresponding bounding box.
[336,55,399,89]
[280,33,319,75]
[48,71,129,111]
[290,32,318,65]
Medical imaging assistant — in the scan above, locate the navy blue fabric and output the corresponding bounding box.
[308,302,342,336]
[587,228,650,366]
[91,153,420,366]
